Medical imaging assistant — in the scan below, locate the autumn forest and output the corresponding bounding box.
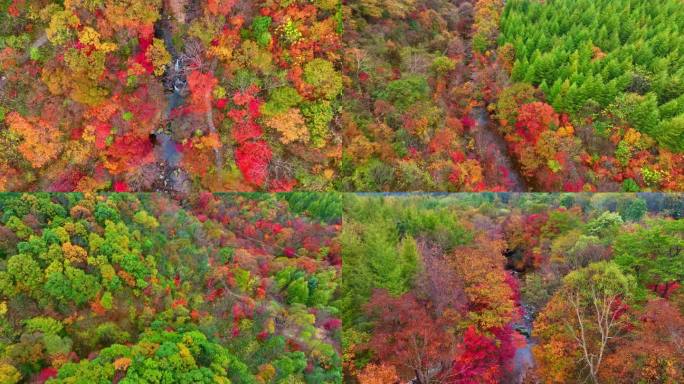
[0,0,681,191]
[0,0,683,383]
[342,193,683,384]
[0,192,343,383]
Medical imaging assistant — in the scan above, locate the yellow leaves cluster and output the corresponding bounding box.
[64,48,106,81]
[78,27,117,53]
[40,66,70,97]
[266,318,276,334]
[313,0,339,11]
[358,0,416,18]
[208,44,234,63]
[194,132,222,150]
[46,10,80,45]
[177,343,197,368]
[60,125,96,167]
[101,0,162,31]
[43,47,108,106]
[265,108,309,144]
[237,40,273,74]
[146,38,171,76]
[0,362,21,384]
[556,124,574,137]
[6,112,63,169]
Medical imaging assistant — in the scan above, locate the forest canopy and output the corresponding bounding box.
[0,192,342,383]
[0,0,343,192]
[1,0,682,192]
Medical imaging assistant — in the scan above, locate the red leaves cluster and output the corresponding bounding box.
[235,141,272,187]
[365,290,452,380]
[448,324,516,384]
[227,85,274,187]
[7,0,24,17]
[36,367,58,384]
[134,34,154,74]
[228,85,263,143]
[187,70,218,114]
[515,102,559,144]
[450,326,504,384]
[104,134,154,174]
[113,181,129,192]
[94,122,112,150]
[323,318,342,331]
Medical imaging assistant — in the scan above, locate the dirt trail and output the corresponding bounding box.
[469,105,529,191]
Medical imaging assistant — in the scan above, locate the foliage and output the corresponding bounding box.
[342,193,683,383]
[0,0,343,192]
[0,193,342,383]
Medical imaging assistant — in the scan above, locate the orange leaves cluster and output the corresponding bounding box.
[113,357,132,371]
[62,242,88,264]
[357,363,399,384]
[449,237,516,331]
[206,0,235,16]
[264,108,309,144]
[6,112,63,169]
[531,295,579,383]
[181,133,221,176]
[600,299,684,383]
[449,159,485,192]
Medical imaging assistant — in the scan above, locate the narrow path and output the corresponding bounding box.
[469,105,528,191]
[461,29,529,191]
